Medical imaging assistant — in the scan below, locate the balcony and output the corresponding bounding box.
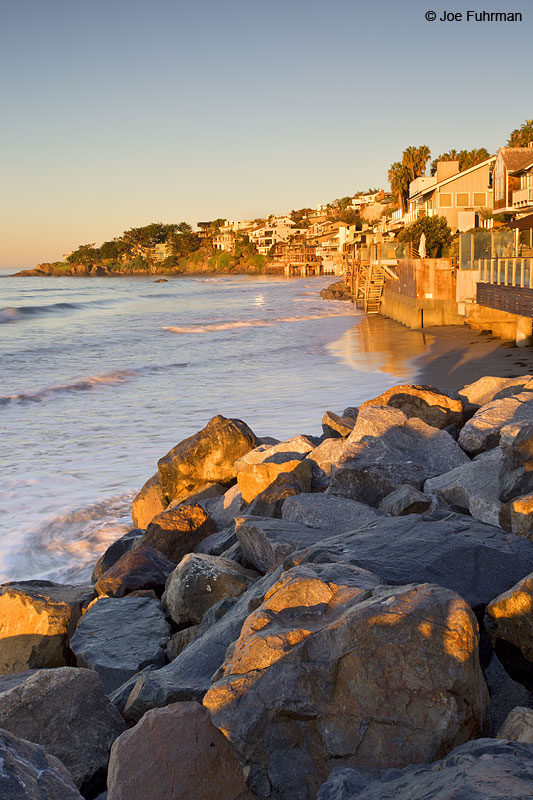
[513,187,533,209]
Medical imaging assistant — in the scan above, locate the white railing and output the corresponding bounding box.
[479,258,532,288]
[513,188,533,208]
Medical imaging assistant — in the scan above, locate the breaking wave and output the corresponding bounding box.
[0,299,114,324]
[163,311,356,334]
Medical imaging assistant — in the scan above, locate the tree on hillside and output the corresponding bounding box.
[66,243,99,266]
[168,223,200,257]
[508,119,533,147]
[388,161,411,213]
[397,215,452,258]
[121,223,179,253]
[430,148,491,175]
[99,239,127,260]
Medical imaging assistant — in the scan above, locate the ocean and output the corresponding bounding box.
[0,270,432,583]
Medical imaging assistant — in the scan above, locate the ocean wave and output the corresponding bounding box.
[6,493,135,583]
[163,311,356,334]
[0,299,114,324]
[1,361,189,405]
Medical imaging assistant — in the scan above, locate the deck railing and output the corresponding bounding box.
[478,258,533,289]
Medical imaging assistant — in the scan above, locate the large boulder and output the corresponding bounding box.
[321,411,355,439]
[287,513,533,610]
[281,493,381,532]
[509,493,533,538]
[107,702,255,800]
[0,667,126,795]
[92,529,144,583]
[235,516,327,574]
[0,581,93,674]
[360,383,465,429]
[94,545,174,597]
[163,553,258,626]
[234,436,316,472]
[458,374,533,408]
[194,483,245,530]
[204,568,488,800]
[70,595,170,693]
[327,407,469,506]
[157,415,259,503]
[316,738,533,800]
[424,447,508,529]
[0,727,83,800]
[237,459,312,504]
[499,424,533,503]
[244,469,311,518]
[124,569,284,722]
[485,571,533,688]
[136,504,216,562]
[459,391,533,455]
[131,473,166,529]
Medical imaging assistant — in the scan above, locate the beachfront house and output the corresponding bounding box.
[212,220,256,253]
[248,221,304,255]
[493,145,533,214]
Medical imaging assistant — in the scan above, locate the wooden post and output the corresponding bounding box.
[521,259,525,288]
[512,258,517,287]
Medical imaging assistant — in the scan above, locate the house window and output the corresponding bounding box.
[456,193,470,207]
[439,193,452,207]
[473,192,487,206]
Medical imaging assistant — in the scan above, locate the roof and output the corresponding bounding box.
[410,156,496,199]
[509,213,533,230]
[499,148,533,173]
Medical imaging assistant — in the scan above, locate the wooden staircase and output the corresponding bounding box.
[350,262,397,314]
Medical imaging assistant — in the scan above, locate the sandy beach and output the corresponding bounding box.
[414,325,533,391]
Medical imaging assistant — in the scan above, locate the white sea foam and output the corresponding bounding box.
[0,371,136,404]
[163,311,355,334]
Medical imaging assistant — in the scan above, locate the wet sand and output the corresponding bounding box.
[413,325,533,391]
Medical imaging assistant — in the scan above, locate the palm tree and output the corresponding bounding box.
[402,145,431,182]
[388,162,411,213]
[508,119,533,147]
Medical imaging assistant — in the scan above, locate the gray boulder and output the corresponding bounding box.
[70,595,170,693]
[194,524,238,556]
[235,435,316,472]
[499,424,533,503]
[317,738,533,800]
[123,569,283,722]
[162,552,258,626]
[244,469,311,518]
[327,407,469,506]
[204,570,488,800]
[197,484,245,530]
[484,653,533,735]
[458,374,533,408]
[359,383,465,429]
[0,667,125,795]
[0,581,93,674]
[0,727,83,800]
[282,493,382,532]
[94,545,175,597]
[485,571,533,688]
[235,516,327,573]
[424,447,508,528]
[378,484,432,516]
[459,391,533,455]
[321,411,355,439]
[287,513,533,610]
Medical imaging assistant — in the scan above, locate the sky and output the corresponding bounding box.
[1,0,531,267]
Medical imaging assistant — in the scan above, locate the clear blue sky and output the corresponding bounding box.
[1,0,530,266]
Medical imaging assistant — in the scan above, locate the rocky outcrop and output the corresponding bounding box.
[327,406,468,506]
[317,739,533,800]
[107,702,256,800]
[424,447,508,528]
[131,473,167,529]
[94,545,174,597]
[157,415,258,503]
[360,384,465,429]
[378,484,432,516]
[163,553,258,626]
[0,667,125,795]
[70,595,170,693]
[0,581,93,674]
[204,567,488,799]
[136,504,215,562]
[287,513,533,610]
[485,571,533,688]
[458,391,533,455]
[0,727,83,800]
[320,280,351,301]
[281,493,381,532]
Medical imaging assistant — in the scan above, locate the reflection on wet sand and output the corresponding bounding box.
[327,316,433,379]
